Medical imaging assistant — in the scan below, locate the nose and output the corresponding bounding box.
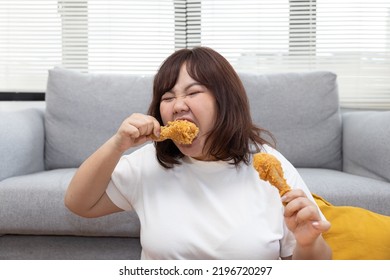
[173,95,189,114]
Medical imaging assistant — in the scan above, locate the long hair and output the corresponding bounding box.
[148,46,274,168]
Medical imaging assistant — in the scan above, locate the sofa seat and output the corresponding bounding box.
[298,168,390,216]
[0,169,140,237]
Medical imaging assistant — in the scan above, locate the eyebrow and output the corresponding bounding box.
[167,82,203,94]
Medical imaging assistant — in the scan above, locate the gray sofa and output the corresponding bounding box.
[1,67,390,259]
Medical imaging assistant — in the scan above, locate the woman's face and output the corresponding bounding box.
[159,63,217,160]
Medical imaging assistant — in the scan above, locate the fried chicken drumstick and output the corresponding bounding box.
[152,120,199,145]
[253,153,291,197]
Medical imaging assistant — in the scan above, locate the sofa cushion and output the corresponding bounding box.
[45,67,153,169]
[298,168,390,216]
[0,169,140,237]
[343,111,390,182]
[314,194,390,260]
[241,71,342,170]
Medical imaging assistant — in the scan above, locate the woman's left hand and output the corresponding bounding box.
[282,189,331,247]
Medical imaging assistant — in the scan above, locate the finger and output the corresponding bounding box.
[120,121,140,139]
[130,116,151,136]
[281,188,307,204]
[284,196,311,218]
[312,220,331,233]
[142,115,161,137]
[128,114,156,137]
[140,119,154,136]
[294,204,321,223]
[140,115,161,138]
[151,117,161,138]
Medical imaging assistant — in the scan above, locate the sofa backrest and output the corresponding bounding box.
[343,111,390,182]
[241,71,342,170]
[45,67,153,169]
[44,68,342,170]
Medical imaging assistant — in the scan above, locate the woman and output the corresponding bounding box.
[65,47,332,260]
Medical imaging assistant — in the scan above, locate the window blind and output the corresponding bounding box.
[175,0,201,49]
[0,0,62,92]
[1,0,390,109]
[201,0,390,109]
[0,0,176,92]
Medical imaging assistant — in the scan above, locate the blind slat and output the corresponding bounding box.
[1,0,390,109]
[0,0,175,92]
[202,0,390,109]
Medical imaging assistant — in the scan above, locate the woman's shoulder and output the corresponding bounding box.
[257,144,282,158]
[124,143,155,156]
[255,144,294,171]
[115,143,164,176]
[121,143,157,163]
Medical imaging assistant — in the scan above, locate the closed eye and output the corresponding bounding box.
[161,96,174,102]
[161,93,175,102]
[188,91,201,96]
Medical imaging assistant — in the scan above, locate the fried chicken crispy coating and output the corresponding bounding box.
[253,153,291,197]
[152,120,199,145]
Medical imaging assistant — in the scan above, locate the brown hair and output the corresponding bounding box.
[148,46,274,168]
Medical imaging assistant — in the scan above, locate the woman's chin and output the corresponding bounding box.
[177,141,202,158]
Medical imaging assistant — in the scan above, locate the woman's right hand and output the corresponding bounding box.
[112,113,161,153]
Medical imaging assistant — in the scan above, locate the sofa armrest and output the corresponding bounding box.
[0,108,45,181]
[343,110,390,182]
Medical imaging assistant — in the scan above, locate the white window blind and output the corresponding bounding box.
[1,0,390,109]
[202,0,390,109]
[175,0,201,48]
[0,0,62,92]
[0,0,176,92]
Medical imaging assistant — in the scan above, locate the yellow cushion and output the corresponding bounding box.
[313,194,390,260]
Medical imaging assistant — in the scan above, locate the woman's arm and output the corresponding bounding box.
[292,235,332,260]
[64,113,160,218]
[64,137,124,218]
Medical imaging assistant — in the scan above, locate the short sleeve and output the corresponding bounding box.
[106,180,133,211]
[106,153,143,211]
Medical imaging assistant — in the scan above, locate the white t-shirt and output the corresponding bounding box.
[106,143,318,260]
